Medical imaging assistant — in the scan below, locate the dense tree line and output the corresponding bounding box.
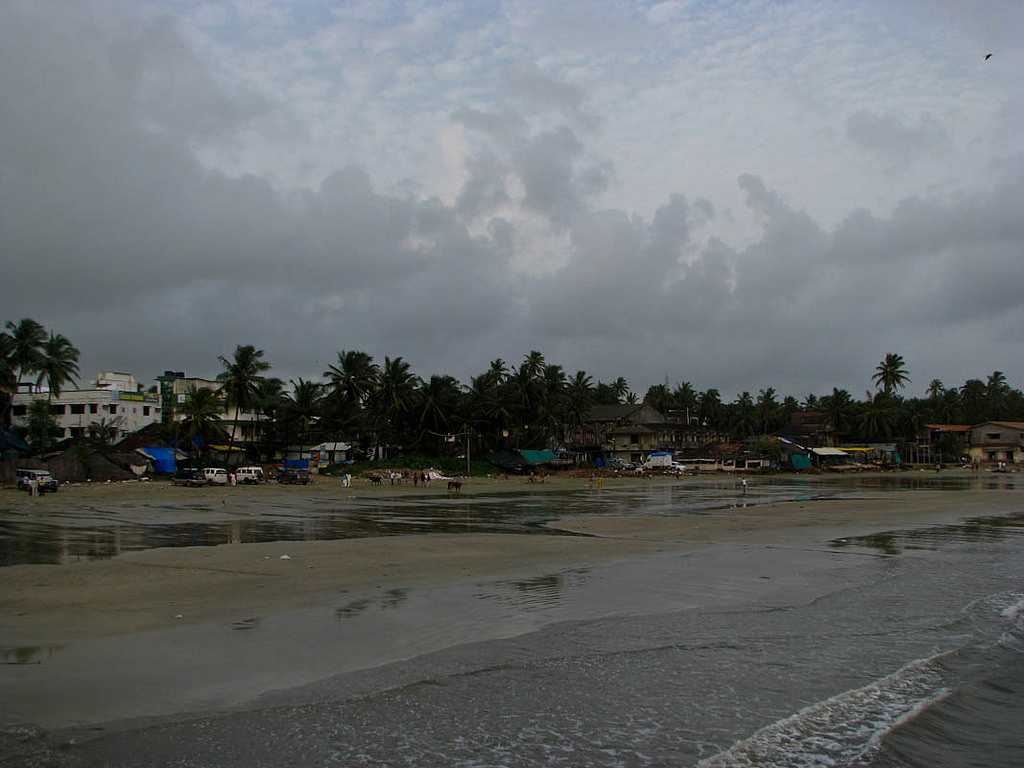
[187,347,1023,459]
[5,319,1024,457]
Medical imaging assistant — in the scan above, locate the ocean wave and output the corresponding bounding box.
[696,653,953,768]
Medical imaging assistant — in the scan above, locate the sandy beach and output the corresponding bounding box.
[2,470,1022,745]
[2,470,1016,646]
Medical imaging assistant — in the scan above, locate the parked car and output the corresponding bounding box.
[277,468,311,485]
[605,458,636,470]
[16,469,59,494]
[203,467,229,485]
[236,466,265,484]
[172,468,207,487]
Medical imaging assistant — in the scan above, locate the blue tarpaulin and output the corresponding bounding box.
[520,449,556,465]
[790,453,812,470]
[284,458,309,469]
[143,447,178,474]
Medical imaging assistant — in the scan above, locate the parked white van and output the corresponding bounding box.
[236,466,265,484]
[203,467,229,485]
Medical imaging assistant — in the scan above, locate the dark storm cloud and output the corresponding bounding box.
[3,2,1024,397]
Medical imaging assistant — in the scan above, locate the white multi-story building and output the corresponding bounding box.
[12,371,161,441]
[158,371,261,445]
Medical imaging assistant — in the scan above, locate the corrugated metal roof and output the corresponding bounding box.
[924,424,972,432]
[811,447,848,456]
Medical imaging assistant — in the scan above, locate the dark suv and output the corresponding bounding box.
[277,468,312,485]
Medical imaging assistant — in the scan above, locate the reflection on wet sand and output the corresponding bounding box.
[1,475,1019,567]
[830,512,1024,555]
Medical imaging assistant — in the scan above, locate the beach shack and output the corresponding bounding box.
[810,447,849,468]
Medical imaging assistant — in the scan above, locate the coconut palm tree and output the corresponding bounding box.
[26,398,59,453]
[521,351,546,382]
[374,357,418,452]
[673,381,698,421]
[4,318,46,388]
[610,377,631,404]
[88,417,124,449]
[926,379,945,401]
[730,392,757,437]
[698,388,722,427]
[416,375,463,450]
[859,391,896,440]
[960,379,987,424]
[217,345,271,459]
[283,379,323,461]
[756,387,779,434]
[565,371,594,431]
[872,353,910,395]
[821,388,853,436]
[252,377,285,459]
[324,350,380,408]
[985,371,1010,419]
[0,333,16,427]
[35,332,80,400]
[644,384,673,415]
[179,387,225,461]
[486,358,510,385]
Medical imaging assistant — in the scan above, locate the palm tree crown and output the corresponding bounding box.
[872,353,910,395]
[36,332,80,399]
[5,318,47,386]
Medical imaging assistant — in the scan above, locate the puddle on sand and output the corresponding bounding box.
[335,588,409,621]
[1,646,64,665]
[830,512,1024,555]
[475,568,591,611]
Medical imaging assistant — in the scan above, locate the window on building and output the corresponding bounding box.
[12,405,26,416]
[50,404,66,415]
[986,433,1001,440]
[108,404,117,414]
[630,433,640,445]
[89,403,98,414]
[70,427,85,438]
[70,404,85,415]
[143,406,150,416]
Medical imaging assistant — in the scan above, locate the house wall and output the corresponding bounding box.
[968,424,1024,463]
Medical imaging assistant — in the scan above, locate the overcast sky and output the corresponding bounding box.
[2,1,1022,398]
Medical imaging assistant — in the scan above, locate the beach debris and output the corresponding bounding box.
[280,554,292,560]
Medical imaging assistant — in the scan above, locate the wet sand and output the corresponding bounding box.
[2,471,1014,646]
[2,471,1022,736]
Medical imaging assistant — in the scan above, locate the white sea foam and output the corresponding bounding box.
[697,652,953,768]
[999,595,1024,623]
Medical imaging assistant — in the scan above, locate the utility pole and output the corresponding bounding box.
[465,426,471,477]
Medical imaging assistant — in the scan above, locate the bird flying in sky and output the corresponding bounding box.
[985,53,993,60]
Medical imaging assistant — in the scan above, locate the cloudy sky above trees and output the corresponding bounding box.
[2,0,1022,397]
